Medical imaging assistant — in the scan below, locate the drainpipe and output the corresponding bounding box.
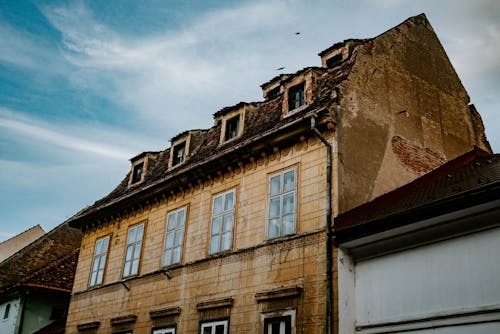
[311,116,333,334]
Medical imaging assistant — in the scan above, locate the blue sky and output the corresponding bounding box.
[1,0,499,241]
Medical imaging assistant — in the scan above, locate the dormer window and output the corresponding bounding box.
[288,83,305,112]
[131,162,144,184]
[326,53,343,68]
[225,115,240,141]
[172,141,186,166]
[217,104,247,145]
[128,153,152,187]
[266,86,280,100]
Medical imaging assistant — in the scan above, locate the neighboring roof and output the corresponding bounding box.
[0,225,45,262]
[0,223,82,292]
[334,148,500,243]
[66,14,432,231]
[18,248,79,293]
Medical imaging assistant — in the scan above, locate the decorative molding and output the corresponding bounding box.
[150,306,182,319]
[77,321,100,331]
[255,285,302,302]
[196,297,234,311]
[110,314,137,326]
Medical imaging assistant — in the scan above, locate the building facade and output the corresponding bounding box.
[65,14,490,334]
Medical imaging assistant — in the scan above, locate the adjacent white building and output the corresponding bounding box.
[335,149,500,334]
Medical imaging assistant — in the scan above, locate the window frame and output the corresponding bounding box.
[219,108,245,145]
[267,167,297,240]
[162,206,187,267]
[199,319,229,334]
[153,327,176,334]
[209,189,236,255]
[172,141,186,167]
[287,82,305,112]
[122,223,145,278]
[89,235,111,287]
[224,114,240,142]
[264,315,292,334]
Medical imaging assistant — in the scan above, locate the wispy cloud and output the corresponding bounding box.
[0,108,138,160]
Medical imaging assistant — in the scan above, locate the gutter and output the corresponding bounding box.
[311,116,333,334]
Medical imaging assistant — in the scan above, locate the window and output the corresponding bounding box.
[153,328,175,334]
[210,189,235,254]
[288,83,305,112]
[3,303,10,319]
[201,320,228,334]
[224,115,240,141]
[172,142,186,166]
[163,207,186,267]
[123,224,144,277]
[266,86,280,100]
[268,168,296,239]
[89,236,110,286]
[326,53,343,68]
[131,161,144,184]
[264,316,291,334]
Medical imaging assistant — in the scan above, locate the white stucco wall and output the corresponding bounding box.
[355,227,500,326]
[0,298,21,334]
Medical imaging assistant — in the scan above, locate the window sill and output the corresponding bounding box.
[285,104,307,117]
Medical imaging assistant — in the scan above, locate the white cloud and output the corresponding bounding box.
[0,108,141,160]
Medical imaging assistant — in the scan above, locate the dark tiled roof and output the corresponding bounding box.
[18,248,79,292]
[335,148,499,234]
[0,223,81,291]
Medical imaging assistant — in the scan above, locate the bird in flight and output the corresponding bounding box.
[295,32,301,35]
[276,67,285,71]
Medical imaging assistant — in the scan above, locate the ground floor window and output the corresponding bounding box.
[200,319,228,334]
[153,327,175,334]
[264,315,292,334]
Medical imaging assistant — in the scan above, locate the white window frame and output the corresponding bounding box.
[163,207,187,267]
[153,327,175,334]
[200,319,228,334]
[89,235,110,287]
[267,167,297,239]
[209,189,236,255]
[262,310,295,334]
[123,223,144,277]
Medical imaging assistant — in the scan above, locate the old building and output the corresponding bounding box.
[0,223,81,334]
[334,148,500,334]
[65,14,490,334]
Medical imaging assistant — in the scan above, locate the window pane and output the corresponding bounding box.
[269,198,280,218]
[92,258,100,272]
[284,170,295,192]
[270,175,280,196]
[174,229,183,246]
[211,217,222,235]
[95,239,103,254]
[210,235,220,254]
[166,232,174,248]
[224,192,234,211]
[133,244,141,260]
[221,232,232,251]
[268,218,280,238]
[215,324,225,334]
[96,270,103,284]
[164,249,172,266]
[167,214,176,230]
[131,259,139,275]
[222,214,233,232]
[123,261,131,276]
[125,246,133,261]
[90,272,97,286]
[213,196,222,214]
[172,246,181,263]
[203,327,211,334]
[177,209,185,227]
[102,237,109,252]
[283,214,295,236]
[283,193,295,214]
[136,225,144,240]
[128,228,136,243]
[98,257,105,270]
